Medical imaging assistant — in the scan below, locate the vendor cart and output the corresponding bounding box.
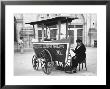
[32,40,71,74]
[26,16,77,74]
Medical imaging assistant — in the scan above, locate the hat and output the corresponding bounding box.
[76,39,82,43]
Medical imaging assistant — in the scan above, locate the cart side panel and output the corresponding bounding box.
[33,43,69,61]
[33,44,44,58]
[48,44,67,62]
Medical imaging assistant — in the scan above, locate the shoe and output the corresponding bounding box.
[68,71,73,74]
[72,68,77,73]
[65,70,73,74]
[73,70,77,73]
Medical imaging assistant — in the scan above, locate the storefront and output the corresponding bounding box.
[14,14,97,49]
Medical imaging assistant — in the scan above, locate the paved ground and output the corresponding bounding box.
[14,47,97,76]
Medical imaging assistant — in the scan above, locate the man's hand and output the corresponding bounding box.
[71,49,75,52]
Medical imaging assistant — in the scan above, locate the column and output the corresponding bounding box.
[47,27,50,39]
[74,28,77,46]
[46,26,47,38]
[85,14,88,46]
[32,25,35,39]
[66,20,68,39]
[89,14,92,46]
[42,24,44,42]
[83,24,85,45]
[34,24,38,42]
[57,20,61,40]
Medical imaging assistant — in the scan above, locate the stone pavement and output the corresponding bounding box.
[14,47,97,76]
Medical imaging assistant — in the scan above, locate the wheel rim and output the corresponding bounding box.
[32,55,39,70]
[42,62,53,74]
[40,49,53,74]
[32,55,36,65]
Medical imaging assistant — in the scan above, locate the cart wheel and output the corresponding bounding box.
[42,61,53,75]
[32,55,39,70]
[41,49,53,75]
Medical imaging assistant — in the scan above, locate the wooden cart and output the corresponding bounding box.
[32,38,74,74]
[26,16,77,74]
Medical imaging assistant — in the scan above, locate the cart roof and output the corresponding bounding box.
[26,16,78,26]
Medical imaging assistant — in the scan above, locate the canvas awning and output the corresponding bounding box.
[26,17,78,26]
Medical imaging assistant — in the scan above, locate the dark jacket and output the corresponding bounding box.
[73,43,86,63]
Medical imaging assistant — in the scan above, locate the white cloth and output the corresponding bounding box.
[32,38,38,43]
[69,49,75,57]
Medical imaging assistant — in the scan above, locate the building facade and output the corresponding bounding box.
[14,13,97,48]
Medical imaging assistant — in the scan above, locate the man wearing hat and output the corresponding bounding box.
[71,39,86,73]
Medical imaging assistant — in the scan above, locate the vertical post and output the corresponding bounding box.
[34,24,38,42]
[90,14,91,47]
[28,34,30,48]
[48,27,50,39]
[83,24,85,45]
[66,18,68,39]
[29,35,30,47]
[46,26,47,38]
[81,14,85,45]
[42,24,44,41]
[58,20,61,40]
[33,25,35,38]
[86,14,88,47]
[74,28,77,46]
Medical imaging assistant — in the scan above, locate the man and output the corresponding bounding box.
[18,37,24,54]
[71,39,86,73]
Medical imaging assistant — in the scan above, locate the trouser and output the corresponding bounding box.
[20,46,24,53]
[71,56,79,69]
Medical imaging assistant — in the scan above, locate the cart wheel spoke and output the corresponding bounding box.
[32,55,39,70]
[41,49,53,75]
[42,62,53,75]
[32,55,36,65]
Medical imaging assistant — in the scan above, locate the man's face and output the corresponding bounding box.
[77,42,81,46]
